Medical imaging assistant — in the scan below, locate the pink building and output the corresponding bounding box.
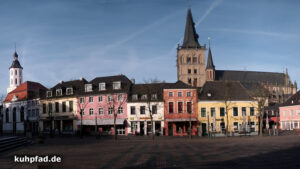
[77,75,132,136]
[279,91,300,130]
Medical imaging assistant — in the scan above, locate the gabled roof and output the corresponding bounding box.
[89,75,132,94]
[164,81,196,89]
[206,47,215,69]
[128,83,165,102]
[182,8,201,49]
[215,70,286,85]
[198,81,253,101]
[4,81,47,102]
[281,91,300,106]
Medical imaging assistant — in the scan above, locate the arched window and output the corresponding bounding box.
[15,70,17,75]
[20,107,24,122]
[15,78,17,85]
[6,108,9,123]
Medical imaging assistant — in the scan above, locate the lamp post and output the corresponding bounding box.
[80,110,83,139]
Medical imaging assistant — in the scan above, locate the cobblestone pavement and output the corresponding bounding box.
[0,135,300,169]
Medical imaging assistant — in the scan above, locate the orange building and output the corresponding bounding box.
[163,81,198,136]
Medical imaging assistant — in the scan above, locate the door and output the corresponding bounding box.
[168,123,173,136]
[147,121,152,135]
[140,122,145,135]
[202,123,207,136]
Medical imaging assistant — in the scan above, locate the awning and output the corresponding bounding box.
[77,118,126,125]
[166,118,197,122]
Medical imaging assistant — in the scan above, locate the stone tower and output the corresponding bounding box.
[177,8,206,87]
[206,46,215,81]
[7,51,23,93]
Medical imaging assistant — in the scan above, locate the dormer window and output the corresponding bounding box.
[66,88,73,95]
[113,81,121,90]
[141,94,147,100]
[56,89,62,96]
[85,84,92,92]
[99,83,106,91]
[151,94,157,100]
[132,94,138,101]
[47,91,52,97]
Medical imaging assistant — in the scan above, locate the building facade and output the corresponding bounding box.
[163,81,198,136]
[279,91,300,130]
[198,81,259,136]
[127,83,165,136]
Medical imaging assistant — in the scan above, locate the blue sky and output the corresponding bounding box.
[0,0,299,96]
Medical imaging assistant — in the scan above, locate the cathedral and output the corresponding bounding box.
[177,8,297,105]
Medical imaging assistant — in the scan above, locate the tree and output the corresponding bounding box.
[78,97,89,139]
[221,80,234,137]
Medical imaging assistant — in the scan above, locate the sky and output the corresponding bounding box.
[0,0,300,96]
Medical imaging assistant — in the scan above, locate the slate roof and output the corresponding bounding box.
[4,81,47,102]
[206,47,215,69]
[281,91,300,106]
[9,52,23,69]
[163,81,196,89]
[181,8,201,49]
[198,81,253,101]
[128,83,166,102]
[215,70,286,85]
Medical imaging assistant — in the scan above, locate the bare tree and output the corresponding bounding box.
[221,80,234,137]
[78,97,89,138]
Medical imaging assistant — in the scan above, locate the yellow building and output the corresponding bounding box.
[198,81,259,136]
[39,79,86,134]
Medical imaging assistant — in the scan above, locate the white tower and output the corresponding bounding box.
[7,51,23,93]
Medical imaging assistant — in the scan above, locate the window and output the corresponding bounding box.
[56,89,62,96]
[152,105,157,114]
[242,107,246,116]
[290,110,294,116]
[48,103,53,113]
[80,109,84,116]
[233,107,238,116]
[36,109,39,116]
[20,107,24,122]
[283,111,287,116]
[186,92,192,97]
[297,109,300,116]
[80,97,85,104]
[193,57,197,63]
[140,106,146,115]
[188,78,191,85]
[187,57,191,63]
[85,84,92,92]
[99,83,106,91]
[132,94,138,101]
[28,109,31,117]
[220,107,225,117]
[108,107,113,115]
[201,108,206,117]
[62,102,66,112]
[108,95,113,102]
[168,102,174,113]
[193,78,197,87]
[98,96,103,102]
[89,96,94,103]
[233,122,239,130]
[194,69,197,74]
[118,94,123,101]
[118,107,123,114]
[151,94,157,100]
[178,102,183,113]
[250,122,255,132]
[188,69,191,74]
[113,81,121,90]
[168,92,173,97]
[130,106,136,115]
[69,101,73,112]
[178,92,183,97]
[250,107,255,116]
[187,102,192,114]
[89,108,94,115]
[55,102,59,112]
[210,107,215,117]
[15,70,17,75]
[46,91,52,97]
[5,109,9,122]
[141,94,147,100]
[43,104,46,114]
[98,108,103,115]
[66,88,73,95]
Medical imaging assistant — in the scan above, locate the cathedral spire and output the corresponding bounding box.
[182,8,201,49]
[206,38,215,70]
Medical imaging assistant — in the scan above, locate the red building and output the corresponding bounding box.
[163,81,198,136]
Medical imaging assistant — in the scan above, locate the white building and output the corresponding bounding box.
[7,51,23,93]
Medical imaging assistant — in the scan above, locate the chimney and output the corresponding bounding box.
[80,77,83,81]
[130,78,135,84]
[59,80,63,84]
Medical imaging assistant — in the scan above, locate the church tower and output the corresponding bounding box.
[177,8,206,87]
[206,45,215,81]
[7,51,23,93]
